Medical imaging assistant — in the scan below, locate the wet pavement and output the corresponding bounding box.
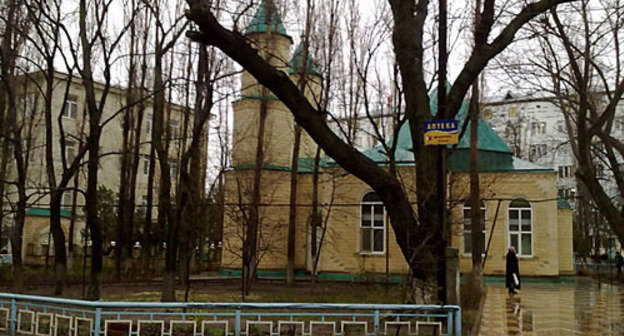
[479,278,624,335]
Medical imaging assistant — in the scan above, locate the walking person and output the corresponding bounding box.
[615,251,623,278]
[506,247,520,295]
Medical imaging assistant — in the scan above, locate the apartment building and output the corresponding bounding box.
[5,70,206,262]
[482,93,624,205]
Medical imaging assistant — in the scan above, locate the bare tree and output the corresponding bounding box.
[73,0,138,300]
[508,0,624,248]
[0,0,34,292]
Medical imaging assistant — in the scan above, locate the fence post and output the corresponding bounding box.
[373,310,380,336]
[235,309,241,336]
[455,308,461,336]
[9,298,16,336]
[93,308,102,336]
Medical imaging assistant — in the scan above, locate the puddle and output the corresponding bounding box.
[480,278,624,335]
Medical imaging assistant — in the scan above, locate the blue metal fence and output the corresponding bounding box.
[0,292,461,336]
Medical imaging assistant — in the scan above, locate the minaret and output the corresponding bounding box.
[232,0,294,167]
[288,42,322,159]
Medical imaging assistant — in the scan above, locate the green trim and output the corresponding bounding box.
[220,268,408,283]
[221,269,576,284]
[231,164,291,172]
[26,207,72,219]
[233,95,280,103]
[296,157,320,174]
[230,160,317,174]
[220,268,307,278]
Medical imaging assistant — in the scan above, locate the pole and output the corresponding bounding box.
[482,200,502,268]
[436,0,449,304]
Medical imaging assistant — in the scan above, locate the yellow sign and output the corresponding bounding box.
[424,120,459,146]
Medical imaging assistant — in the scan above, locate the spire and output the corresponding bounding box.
[244,0,290,38]
[289,42,319,76]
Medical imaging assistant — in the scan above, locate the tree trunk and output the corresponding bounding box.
[154,45,176,302]
[468,84,485,298]
[43,64,68,295]
[142,145,156,275]
[49,192,68,295]
[84,127,103,300]
[68,172,80,256]
[286,126,301,285]
[79,0,104,300]
[309,147,321,284]
[10,195,26,293]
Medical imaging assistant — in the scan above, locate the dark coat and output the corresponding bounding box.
[506,251,520,289]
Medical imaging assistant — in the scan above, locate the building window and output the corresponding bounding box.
[62,192,73,210]
[169,159,178,179]
[529,144,547,158]
[557,121,565,132]
[531,122,546,135]
[593,164,605,178]
[508,106,518,118]
[360,192,385,253]
[509,198,532,257]
[18,93,36,118]
[143,157,150,175]
[558,165,573,178]
[146,114,153,134]
[463,201,486,255]
[62,95,78,119]
[141,195,148,212]
[558,188,576,200]
[169,120,180,141]
[482,109,492,120]
[65,140,76,162]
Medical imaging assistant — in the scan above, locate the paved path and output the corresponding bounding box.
[479,279,624,335]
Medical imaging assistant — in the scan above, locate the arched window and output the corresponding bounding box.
[360,192,385,253]
[463,201,486,255]
[509,198,532,256]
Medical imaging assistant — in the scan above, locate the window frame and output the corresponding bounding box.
[169,159,179,179]
[143,157,150,175]
[61,192,73,210]
[65,140,77,162]
[169,120,180,141]
[62,95,78,119]
[558,165,573,178]
[146,114,153,134]
[359,192,386,255]
[508,199,533,258]
[462,201,487,256]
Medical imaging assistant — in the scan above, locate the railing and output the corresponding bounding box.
[0,293,461,336]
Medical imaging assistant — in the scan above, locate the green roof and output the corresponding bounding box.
[289,42,319,75]
[326,88,550,173]
[26,207,72,219]
[454,119,513,153]
[244,0,290,38]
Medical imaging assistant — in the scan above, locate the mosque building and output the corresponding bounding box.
[221,1,574,280]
